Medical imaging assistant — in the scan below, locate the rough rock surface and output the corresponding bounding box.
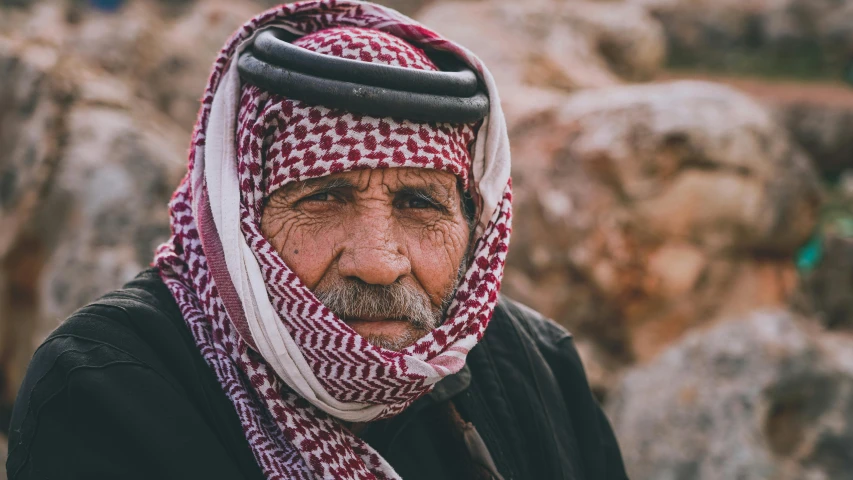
[142,0,263,126]
[0,36,71,259]
[31,77,186,327]
[797,234,853,330]
[0,3,846,475]
[634,0,853,78]
[674,75,853,176]
[1,0,261,129]
[795,170,853,332]
[67,1,164,77]
[0,32,70,414]
[416,0,665,92]
[0,14,185,428]
[504,80,822,364]
[606,311,853,480]
[559,1,666,82]
[776,101,853,177]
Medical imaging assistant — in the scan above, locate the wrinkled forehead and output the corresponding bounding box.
[234,27,478,201]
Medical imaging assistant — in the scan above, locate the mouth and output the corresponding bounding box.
[343,315,406,324]
[343,316,417,341]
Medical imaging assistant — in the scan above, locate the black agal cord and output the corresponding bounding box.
[237,28,489,123]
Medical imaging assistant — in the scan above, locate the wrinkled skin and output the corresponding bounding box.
[261,167,471,349]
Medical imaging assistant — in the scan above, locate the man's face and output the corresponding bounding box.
[261,167,471,351]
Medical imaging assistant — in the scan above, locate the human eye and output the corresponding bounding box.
[295,189,346,212]
[407,195,436,209]
[301,191,331,202]
[396,190,447,212]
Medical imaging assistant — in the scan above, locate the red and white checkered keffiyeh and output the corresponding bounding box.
[154,2,511,479]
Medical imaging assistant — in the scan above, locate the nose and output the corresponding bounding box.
[337,212,411,285]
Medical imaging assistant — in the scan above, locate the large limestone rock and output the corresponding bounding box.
[0,27,185,416]
[0,36,70,259]
[0,3,202,457]
[559,1,666,82]
[142,0,263,126]
[560,81,820,253]
[416,0,665,92]
[606,311,853,480]
[0,33,73,409]
[1,0,261,129]
[31,75,186,326]
[685,76,853,176]
[67,1,164,77]
[504,81,822,364]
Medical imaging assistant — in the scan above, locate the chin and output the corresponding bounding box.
[348,321,427,351]
[363,333,419,352]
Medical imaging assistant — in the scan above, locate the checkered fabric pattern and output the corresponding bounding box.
[154,2,512,479]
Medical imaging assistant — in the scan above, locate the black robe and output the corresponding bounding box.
[7,269,628,480]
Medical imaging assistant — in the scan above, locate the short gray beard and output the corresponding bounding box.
[314,259,468,351]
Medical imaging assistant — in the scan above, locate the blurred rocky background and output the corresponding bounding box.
[1,0,852,478]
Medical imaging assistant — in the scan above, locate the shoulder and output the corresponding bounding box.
[17,268,189,398]
[489,296,580,369]
[484,297,629,480]
[48,268,184,346]
[6,269,199,476]
[14,267,184,384]
[13,269,183,385]
[24,268,169,357]
[485,296,594,425]
[493,296,572,345]
[8,270,264,480]
[481,296,590,408]
[34,268,191,374]
[8,271,186,446]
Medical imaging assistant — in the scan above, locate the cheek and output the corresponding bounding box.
[261,211,344,289]
[406,221,469,304]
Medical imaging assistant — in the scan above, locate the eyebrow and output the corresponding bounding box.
[290,177,356,195]
[395,185,453,203]
[279,174,458,207]
[399,186,455,214]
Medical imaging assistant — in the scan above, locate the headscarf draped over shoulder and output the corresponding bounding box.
[154,2,511,478]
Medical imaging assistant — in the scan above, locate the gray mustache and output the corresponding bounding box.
[314,279,441,330]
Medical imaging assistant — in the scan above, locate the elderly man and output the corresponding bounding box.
[8,2,627,479]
